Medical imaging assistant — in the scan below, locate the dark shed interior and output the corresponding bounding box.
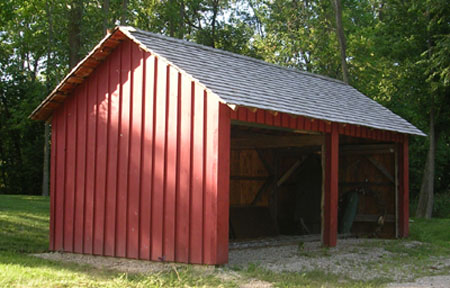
[229,123,398,241]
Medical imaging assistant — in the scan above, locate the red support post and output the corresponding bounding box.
[323,123,339,247]
[398,135,409,237]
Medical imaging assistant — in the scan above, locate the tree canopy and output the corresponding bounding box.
[0,0,448,217]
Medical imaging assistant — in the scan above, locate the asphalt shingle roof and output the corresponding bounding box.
[127,27,424,136]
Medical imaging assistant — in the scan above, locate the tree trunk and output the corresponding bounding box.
[121,0,128,25]
[333,0,349,84]
[416,102,436,219]
[210,0,219,48]
[103,0,110,34]
[68,0,83,69]
[42,124,50,197]
[178,0,185,39]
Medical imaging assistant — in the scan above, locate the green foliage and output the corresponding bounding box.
[410,217,450,248]
[0,0,449,200]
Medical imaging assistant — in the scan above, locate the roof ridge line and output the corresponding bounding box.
[122,26,348,86]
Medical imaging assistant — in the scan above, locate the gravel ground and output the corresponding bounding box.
[33,238,450,287]
[387,275,450,288]
[228,238,450,283]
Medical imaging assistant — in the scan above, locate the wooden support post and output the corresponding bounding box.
[322,123,339,247]
[397,135,409,238]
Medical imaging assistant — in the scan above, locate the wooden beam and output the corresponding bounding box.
[231,135,324,149]
[276,159,303,187]
[340,144,395,155]
[251,176,274,206]
[397,136,409,237]
[230,176,268,181]
[231,120,322,135]
[366,157,395,183]
[354,214,395,223]
[323,123,339,247]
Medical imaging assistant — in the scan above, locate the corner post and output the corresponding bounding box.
[398,135,409,237]
[323,123,339,247]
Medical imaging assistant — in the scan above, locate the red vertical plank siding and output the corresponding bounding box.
[204,92,217,264]
[247,109,256,123]
[73,84,87,253]
[204,98,231,264]
[54,107,66,251]
[116,40,131,257]
[176,74,192,263]
[64,96,76,252]
[216,103,230,264]
[49,40,234,264]
[151,57,167,261]
[140,53,155,260]
[256,110,264,124]
[398,136,409,237]
[126,45,144,259]
[190,84,205,264]
[84,71,97,254]
[164,66,179,262]
[323,123,339,247]
[49,116,57,251]
[93,61,109,255]
[104,47,121,257]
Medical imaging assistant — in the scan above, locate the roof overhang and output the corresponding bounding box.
[30,26,227,121]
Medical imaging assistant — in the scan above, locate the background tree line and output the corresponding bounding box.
[0,0,448,218]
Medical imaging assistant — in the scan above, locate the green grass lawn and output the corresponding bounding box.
[0,195,234,288]
[0,194,449,287]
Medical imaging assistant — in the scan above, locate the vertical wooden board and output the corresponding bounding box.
[93,61,109,255]
[323,123,339,247]
[127,45,144,259]
[163,66,178,262]
[190,83,205,264]
[104,47,121,257]
[151,57,167,261]
[238,108,247,121]
[296,116,305,130]
[230,108,238,120]
[264,111,273,125]
[273,113,281,126]
[54,107,66,251]
[398,136,409,237]
[311,119,319,131]
[204,94,219,264]
[216,103,230,263]
[74,83,87,253]
[139,53,155,260]
[247,108,256,122]
[84,71,98,254]
[344,124,351,136]
[305,118,312,131]
[176,73,192,263]
[256,110,265,124]
[281,114,290,128]
[64,96,76,252]
[49,115,57,251]
[116,40,132,257]
[361,127,367,138]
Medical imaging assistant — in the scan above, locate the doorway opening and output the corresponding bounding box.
[229,122,324,242]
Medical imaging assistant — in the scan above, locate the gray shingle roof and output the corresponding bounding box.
[129,27,424,136]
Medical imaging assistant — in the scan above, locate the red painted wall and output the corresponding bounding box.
[50,39,230,264]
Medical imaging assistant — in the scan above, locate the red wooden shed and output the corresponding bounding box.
[31,26,424,265]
